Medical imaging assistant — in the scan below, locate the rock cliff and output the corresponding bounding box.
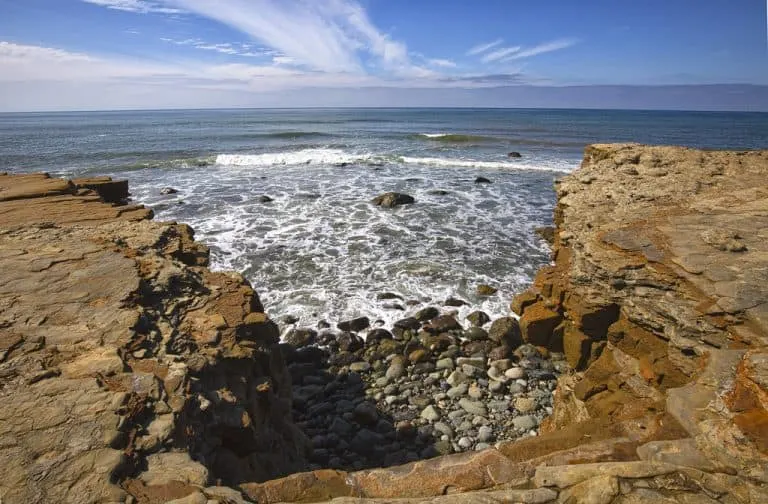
[1,143,767,504]
[0,173,309,503]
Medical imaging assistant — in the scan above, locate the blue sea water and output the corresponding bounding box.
[1,108,766,328]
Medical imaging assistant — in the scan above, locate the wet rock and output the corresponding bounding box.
[366,328,394,346]
[466,311,491,327]
[488,317,523,349]
[508,151,522,158]
[336,332,364,352]
[372,192,415,208]
[534,226,555,245]
[160,187,178,195]
[256,195,274,203]
[414,306,440,322]
[284,328,317,348]
[338,316,370,332]
[444,297,469,307]
[474,176,492,184]
[377,292,403,300]
[424,315,462,334]
[476,284,497,296]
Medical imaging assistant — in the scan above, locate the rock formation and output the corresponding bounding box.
[0,173,309,503]
[1,143,767,504]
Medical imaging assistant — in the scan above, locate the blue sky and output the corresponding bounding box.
[0,0,767,110]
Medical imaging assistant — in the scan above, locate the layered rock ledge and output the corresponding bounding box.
[0,173,309,503]
[1,143,767,504]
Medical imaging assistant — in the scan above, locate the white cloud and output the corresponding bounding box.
[156,0,433,76]
[481,46,521,63]
[0,41,93,63]
[272,55,297,65]
[82,0,182,14]
[160,37,267,57]
[501,39,578,61]
[466,39,503,56]
[428,59,457,68]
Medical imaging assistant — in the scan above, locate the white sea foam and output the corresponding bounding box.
[216,149,374,167]
[400,156,573,173]
[216,148,574,173]
[420,133,451,138]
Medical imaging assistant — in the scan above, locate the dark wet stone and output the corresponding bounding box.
[337,332,364,352]
[284,328,317,348]
[338,316,370,333]
[371,192,415,208]
[466,311,491,327]
[377,292,404,301]
[444,297,469,307]
[474,176,492,184]
[414,306,439,322]
[488,317,523,349]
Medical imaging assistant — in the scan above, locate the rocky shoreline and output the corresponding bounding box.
[2,143,767,504]
[285,312,566,470]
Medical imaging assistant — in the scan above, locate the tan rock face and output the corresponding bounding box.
[511,144,768,482]
[0,173,309,503]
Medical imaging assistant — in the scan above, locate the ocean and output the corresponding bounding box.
[1,108,766,329]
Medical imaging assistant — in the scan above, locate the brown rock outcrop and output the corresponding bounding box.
[0,173,308,503]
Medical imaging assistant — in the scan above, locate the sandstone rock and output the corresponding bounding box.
[557,474,619,504]
[141,453,210,487]
[519,302,562,347]
[73,176,129,203]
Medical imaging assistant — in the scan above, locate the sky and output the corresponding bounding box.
[0,0,767,111]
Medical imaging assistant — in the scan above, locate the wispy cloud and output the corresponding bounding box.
[82,0,182,14]
[155,0,426,75]
[428,58,457,68]
[466,39,503,56]
[0,41,93,63]
[501,39,578,61]
[481,46,521,63]
[159,37,274,57]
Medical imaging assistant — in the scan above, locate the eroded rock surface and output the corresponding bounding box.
[0,173,308,503]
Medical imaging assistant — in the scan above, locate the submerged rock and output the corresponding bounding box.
[476,284,498,296]
[508,151,522,158]
[371,192,415,208]
[474,176,492,184]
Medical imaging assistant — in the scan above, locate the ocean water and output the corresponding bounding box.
[1,108,766,330]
